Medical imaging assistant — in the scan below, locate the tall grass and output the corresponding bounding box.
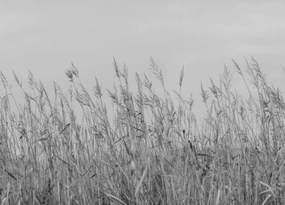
[0,57,285,204]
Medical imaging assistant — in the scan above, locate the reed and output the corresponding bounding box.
[0,57,284,204]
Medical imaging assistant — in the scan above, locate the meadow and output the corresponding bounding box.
[0,57,284,204]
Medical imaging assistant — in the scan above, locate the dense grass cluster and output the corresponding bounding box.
[0,57,285,204]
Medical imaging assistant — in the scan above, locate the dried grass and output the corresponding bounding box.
[0,57,284,204]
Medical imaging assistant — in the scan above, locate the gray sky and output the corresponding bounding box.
[1,1,285,120]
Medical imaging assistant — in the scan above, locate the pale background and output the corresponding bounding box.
[1,1,285,121]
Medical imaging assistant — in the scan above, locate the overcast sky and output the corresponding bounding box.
[1,1,285,119]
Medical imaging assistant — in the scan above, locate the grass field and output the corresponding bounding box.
[0,57,285,204]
